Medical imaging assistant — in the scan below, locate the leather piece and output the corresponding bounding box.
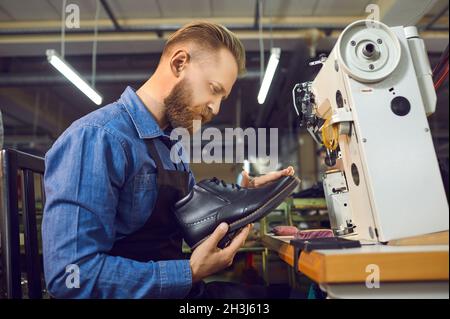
[272,226,334,238]
[294,229,334,239]
[272,225,300,236]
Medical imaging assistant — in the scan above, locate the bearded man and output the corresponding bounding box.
[42,21,293,298]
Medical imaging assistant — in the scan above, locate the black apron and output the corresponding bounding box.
[107,139,291,299]
[109,138,189,262]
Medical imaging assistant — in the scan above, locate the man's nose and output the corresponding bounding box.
[208,102,220,116]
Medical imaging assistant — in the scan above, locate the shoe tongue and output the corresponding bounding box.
[208,177,220,185]
[198,178,231,190]
[198,178,219,187]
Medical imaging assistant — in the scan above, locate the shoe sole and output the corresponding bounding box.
[190,176,300,249]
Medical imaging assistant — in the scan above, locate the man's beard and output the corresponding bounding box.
[164,79,214,134]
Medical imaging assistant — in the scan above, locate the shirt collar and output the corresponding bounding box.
[120,86,164,139]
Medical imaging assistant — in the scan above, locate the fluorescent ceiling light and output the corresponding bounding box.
[257,48,281,105]
[46,49,103,105]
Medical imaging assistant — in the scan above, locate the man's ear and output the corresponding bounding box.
[170,49,190,77]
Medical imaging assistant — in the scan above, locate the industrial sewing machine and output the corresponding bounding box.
[292,20,449,243]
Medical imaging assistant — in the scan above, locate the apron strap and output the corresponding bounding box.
[145,139,167,171]
[146,138,188,171]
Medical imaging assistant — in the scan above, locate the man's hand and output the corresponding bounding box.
[189,223,252,283]
[240,166,295,188]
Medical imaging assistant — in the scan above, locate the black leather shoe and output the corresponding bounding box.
[173,175,300,249]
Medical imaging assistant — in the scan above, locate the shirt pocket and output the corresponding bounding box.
[131,173,157,225]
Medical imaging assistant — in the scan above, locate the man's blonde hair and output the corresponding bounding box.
[163,21,246,75]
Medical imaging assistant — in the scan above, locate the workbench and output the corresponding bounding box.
[262,234,449,299]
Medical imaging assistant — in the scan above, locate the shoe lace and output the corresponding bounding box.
[211,177,241,190]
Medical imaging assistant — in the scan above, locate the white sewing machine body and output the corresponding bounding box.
[294,20,449,242]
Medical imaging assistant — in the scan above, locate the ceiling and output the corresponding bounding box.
[0,0,381,20]
[0,0,448,156]
[0,0,448,20]
[0,0,448,56]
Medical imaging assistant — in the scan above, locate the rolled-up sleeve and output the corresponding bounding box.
[42,124,192,298]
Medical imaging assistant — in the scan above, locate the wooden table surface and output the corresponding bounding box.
[262,234,449,284]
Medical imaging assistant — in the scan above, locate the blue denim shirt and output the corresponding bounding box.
[42,86,195,298]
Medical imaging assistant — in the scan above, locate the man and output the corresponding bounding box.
[43,21,294,298]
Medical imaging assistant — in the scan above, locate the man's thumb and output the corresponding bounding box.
[208,222,229,246]
[240,170,250,187]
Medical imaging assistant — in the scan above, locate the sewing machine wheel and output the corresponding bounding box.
[337,19,401,83]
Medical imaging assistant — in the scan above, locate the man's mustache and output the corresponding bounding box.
[200,106,214,123]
